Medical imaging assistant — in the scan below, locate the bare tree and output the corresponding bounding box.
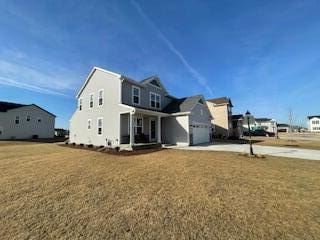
[288,108,294,142]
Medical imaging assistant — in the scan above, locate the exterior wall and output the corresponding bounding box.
[232,120,243,138]
[309,117,320,132]
[189,103,211,125]
[69,69,130,147]
[121,81,172,111]
[161,115,189,145]
[0,105,55,139]
[207,101,231,138]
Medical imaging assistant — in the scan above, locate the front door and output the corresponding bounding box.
[150,119,156,142]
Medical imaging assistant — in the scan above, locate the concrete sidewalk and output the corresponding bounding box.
[167,143,320,160]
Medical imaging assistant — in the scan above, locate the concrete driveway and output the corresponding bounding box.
[167,143,320,161]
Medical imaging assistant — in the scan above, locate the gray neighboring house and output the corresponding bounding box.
[0,101,55,140]
[69,67,212,149]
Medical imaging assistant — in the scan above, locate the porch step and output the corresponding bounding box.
[131,143,162,151]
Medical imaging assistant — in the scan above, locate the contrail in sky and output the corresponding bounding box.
[130,0,214,96]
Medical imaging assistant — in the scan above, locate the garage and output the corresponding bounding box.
[192,124,210,145]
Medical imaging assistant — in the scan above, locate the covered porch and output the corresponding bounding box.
[119,107,168,149]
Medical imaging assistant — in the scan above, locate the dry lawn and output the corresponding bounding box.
[252,137,320,150]
[1,142,320,239]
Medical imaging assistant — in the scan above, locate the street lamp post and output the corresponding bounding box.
[245,110,254,156]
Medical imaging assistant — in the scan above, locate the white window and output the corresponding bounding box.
[15,116,20,124]
[150,92,161,108]
[97,118,103,135]
[89,93,94,108]
[79,98,82,111]
[26,115,31,121]
[37,117,42,123]
[134,117,143,134]
[98,89,104,106]
[132,86,140,105]
[88,119,91,130]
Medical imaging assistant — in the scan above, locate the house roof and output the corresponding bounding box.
[255,118,272,122]
[206,97,233,107]
[232,114,243,120]
[307,115,320,119]
[0,101,27,112]
[0,101,56,117]
[277,123,289,127]
[163,95,204,114]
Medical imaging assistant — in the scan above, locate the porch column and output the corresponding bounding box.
[129,113,134,146]
[157,116,161,143]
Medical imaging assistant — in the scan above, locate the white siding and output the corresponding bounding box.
[161,115,189,146]
[69,69,130,147]
[0,105,55,139]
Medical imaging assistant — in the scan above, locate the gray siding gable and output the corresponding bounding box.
[121,80,172,111]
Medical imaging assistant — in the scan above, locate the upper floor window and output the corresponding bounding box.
[312,120,320,125]
[98,89,104,106]
[26,115,31,122]
[89,93,94,108]
[15,116,20,124]
[88,119,91,130]
[132,86,140,105]
[37,117,42,123]
[97,118,103,135]
[79,98,82,111]
[150,92,161,108]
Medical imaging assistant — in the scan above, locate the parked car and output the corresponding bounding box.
[244,129,275,137]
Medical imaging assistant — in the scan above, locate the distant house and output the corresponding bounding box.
[206,97,233,138]
[54,128,69,137]
[0,101,55,140]
[277,123,290,133]
[308,115,320,132]
[242,117,277,133]
[69,67,212,149]
[254,118,277,133]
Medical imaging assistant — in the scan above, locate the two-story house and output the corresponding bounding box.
[0,101,55,139]
[69,67,212,149]
[206,97,233,138]
[308,115,320,132]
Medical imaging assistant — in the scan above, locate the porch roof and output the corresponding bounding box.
[119,104,169,117]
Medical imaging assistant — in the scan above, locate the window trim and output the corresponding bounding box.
[97,117,103,136]
[78,98,83,111]
[134,116,143,134]
[132,86,140,105]
[150,92,161,109]
[98,89,104,107]
[89,93,94,108]
[87,119,92,130]
[15,116,20,124]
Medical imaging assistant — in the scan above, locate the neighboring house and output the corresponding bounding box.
[308,115,320,132]
[277,123,290,133]
[55,128,69,137]
[254,118,277,133]
[0,101,55,140]
[231,114,244,138]
[242,117,277,133]
[206,97,233,138]
[69,67,212,149]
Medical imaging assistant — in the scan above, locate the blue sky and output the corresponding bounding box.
[0,0,319,128]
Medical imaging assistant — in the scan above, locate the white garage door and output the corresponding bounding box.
[192,125,210,145]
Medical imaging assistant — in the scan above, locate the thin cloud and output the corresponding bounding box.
[0,51,79,97]
[0,76,69,97]
[130,0,214,96]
